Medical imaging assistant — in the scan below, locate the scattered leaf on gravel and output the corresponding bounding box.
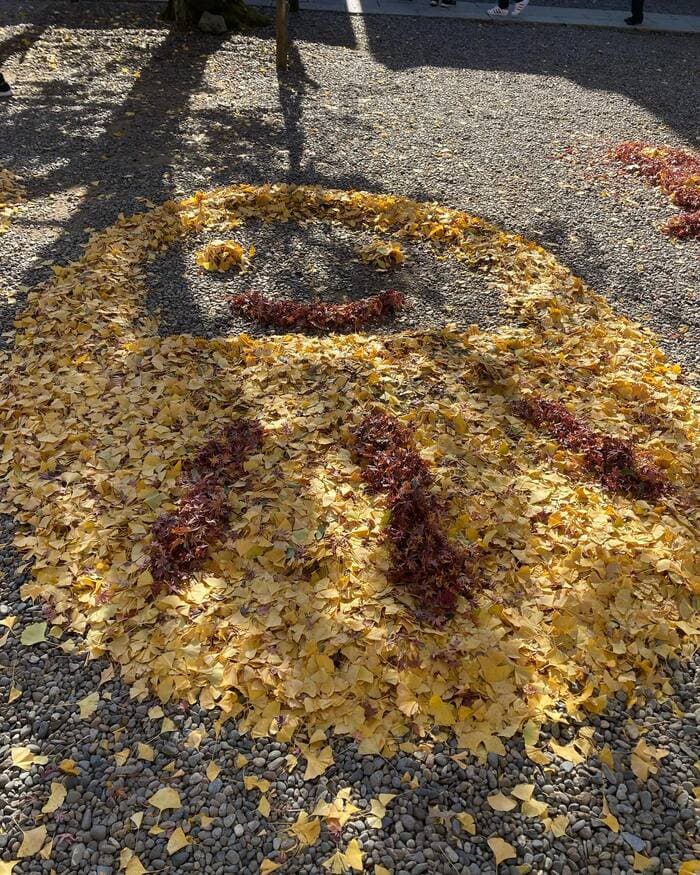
[58,758,79,775]
[487,836,517,866]
[19,622,46,646]
[11,747,48,771]
[455,813,476,834]
[114,749,129,766]
[599,744,614,768]
[301,745,334,781]
[345,839,363,871]
[8,686,21,703]
[17,826,47,858]
[521,798,549,818]
[487,792,516,812]
[166,827,191,855]
[41,782,67,813]
[678,863,700,875]
[205,761,220,781]
[260,861,282,874]
[631,740,668,782]
[511,784,535,801]
[367,794,397,828]
[137,743,155,762]
[549,740,584,764]
[148,787,182,812]
[78,691,100,719]
[543,815,569,837]
[601,796,620,833]
[290,811,321,847]
[258,795,271,817]
[0,862,18,875]
[244,776,270,793]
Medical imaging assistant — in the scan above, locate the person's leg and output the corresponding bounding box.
[626,0,643,24]
[488,0,509,14]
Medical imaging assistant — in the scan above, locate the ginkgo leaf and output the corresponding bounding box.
[58,758,80,775]
[186,727,205,749]
[206,761,221,781]
[114,749,130,766]
[301,745,334,781]
[260,860,282,874]
[455,813,476,835]
[428,693,454,726]
[322,850,346,874]
[549,740,583,764]
[18,825,47,858]
[487,836,517,866]
[258,795,271,817]
[166,827,191,855]
[633,853,653,871]
[345,838,363,871]
[148,787,182,812]
[20,622,46,646]
[11,747,48,771]
[545,814,569,837]
[0,862,18,874]
[137,743,155,761]
[125,855,147,875]
[375,867,391,875]
[8,686,21,703]
[678,862,700,875]
[511,783,534,801]
[599,744,614,768]
[244,776,270,793]
[487,792,516,812]
[601,796,619,833]
[235,753,248,768]
[77,691,99,719]
[521,798,548,818]
[148,705,164,720]
[290,811,321,847]
[41,782,67,813]
[131,812,144,829]
[367,794,397,828]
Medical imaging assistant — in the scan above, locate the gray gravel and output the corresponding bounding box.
[0,4,699,874]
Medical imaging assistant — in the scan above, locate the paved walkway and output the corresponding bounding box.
[249,0,700,34]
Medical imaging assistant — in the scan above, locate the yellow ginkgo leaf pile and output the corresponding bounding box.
[0,167,25,233]
[195,238,254,272]
[358,238,405,270]
[0,183,698,758]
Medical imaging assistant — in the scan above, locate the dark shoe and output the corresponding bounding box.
[0,74,11,98]
[625,15,643,24]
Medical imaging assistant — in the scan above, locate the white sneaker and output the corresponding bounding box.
[512,0,529,14]
[487,5,508,15]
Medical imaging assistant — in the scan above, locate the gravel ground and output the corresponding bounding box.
[1,4,699,874]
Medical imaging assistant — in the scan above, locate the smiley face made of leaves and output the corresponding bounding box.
[3,184,697,757]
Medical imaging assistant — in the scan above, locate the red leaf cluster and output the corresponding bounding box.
[230,289,406,332]
[150,420,263,592]
[352,412,475,616]
[611,142,700,240]
[513,397,668,500]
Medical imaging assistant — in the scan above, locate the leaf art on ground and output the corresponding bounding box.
[611,142,700,240]
[0,183,697,756]
[230,288,406,332]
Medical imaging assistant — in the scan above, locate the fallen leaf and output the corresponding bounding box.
[633,852,653,871]
[244,776,270,793]
[0,863,18,875]
[18,825,47,858]
[455,812,476,834]
[125,855,147,875]
[166,827,191,855]
[258,795,271,817]
[549,740,584,764]
[41,782,67,813]
[206,761,221,781]
[367,793,397,828]
[11,747,48,771]
[20,622,46,646]
[601,796,619,833]
[131,812,144,829]
[235,753,249,768]
[78,691,100,719]
[375,867,391,875]
[58,758,80,775]
[301,744,334,781]
[8,686,21,703]
[511,783,535,801]
[488,836,517,866]
[148,787,182,812]
[487,792,517,812]
[114,749,130,766]
[345,839,363,872]
[137,743,155,762]
[599,744,614,769]
[291,811,321,847]
[545,814,569,837]
[678,863,700,875]
[521,798,549,818]
[260,861,282,874]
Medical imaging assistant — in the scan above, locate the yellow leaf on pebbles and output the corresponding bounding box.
[631,740,668,782]
[367,794,397,828]
[455,813,476,835]
[18,826,47,858]
[258,795,271,817]
[300,744,334,781]
[137,743,155,762]
[244,776,270,793]
[148,787,182,812]
[511,784,535,801]
[11,747,48,771]
[487,836,517,866]
[633,853,654,871]
[20,622,46,646]
[260,861,282,874]
[41,782,67,813]
[77,691,100,719]
[290,812,321,847]
[344,839,363,871]
[549,740,584,764]
[8,687,21,703]
[601,796,619,833]
[0,862,18,874]
[487,792,517,812]
[58,758,80,775]
[206,761,221,781]
[166,827,191,855]
[521,798,549,818]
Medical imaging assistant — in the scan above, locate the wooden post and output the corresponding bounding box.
[276,0,288,70]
